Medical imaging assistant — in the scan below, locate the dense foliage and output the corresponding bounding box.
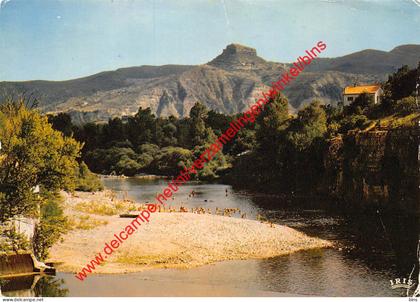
[33,193,69,259]
[51,103,233,177]
[74,162,104,192]
[47,63,418,188]
[226,63,419,193]
[0,63,417,259]
[0,101,81,223]
[0,100,99,259]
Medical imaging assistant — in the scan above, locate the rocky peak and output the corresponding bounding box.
[207,43,267,70]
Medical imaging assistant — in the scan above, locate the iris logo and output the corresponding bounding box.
[390,241,420,296]
[390,278,414,290]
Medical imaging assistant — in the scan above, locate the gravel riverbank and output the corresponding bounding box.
[48,190,332,274]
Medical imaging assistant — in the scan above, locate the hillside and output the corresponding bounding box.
[0,44,419,123]
[306,45,420,74]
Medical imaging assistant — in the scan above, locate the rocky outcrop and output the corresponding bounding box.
[0,44,419,123]
[208,44,267,70]
[322,127,420,214]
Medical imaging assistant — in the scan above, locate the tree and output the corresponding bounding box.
[176,118,192,148]
[0,100,81,259]
[229,127,256,155]
[232,94,290,189]
[345,92,375,116]
[84,147,139,175]
[383,64,418,101]
[136,144,160,173]
[393,96,418,115]
[156,117,178,147]
[74,162,104,192]
[256,93,289,156]
[48,113,73,137]
[102,117,127,147]
[77,122,103,152]
[206,110,231,134]
[127,107,156,147]
[150,147,193,176]
[189,102,214,147]
[0,101,81,223]
[287,100,327,151]
[33,193,69,260]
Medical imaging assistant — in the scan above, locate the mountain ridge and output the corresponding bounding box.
[1,43,419,124]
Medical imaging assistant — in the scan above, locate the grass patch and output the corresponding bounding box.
[70,215,109,230]
[115,252,187,266]
[373,112,419,129]
[73,200,137,216]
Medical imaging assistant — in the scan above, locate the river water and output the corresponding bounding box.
[1,178,417,297]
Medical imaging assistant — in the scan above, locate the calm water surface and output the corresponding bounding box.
[2,178,416,297]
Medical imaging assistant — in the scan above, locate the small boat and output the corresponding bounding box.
[119,213,139,218]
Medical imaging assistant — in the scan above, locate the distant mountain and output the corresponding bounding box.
[1,43,419,123]
[305,45,420,74]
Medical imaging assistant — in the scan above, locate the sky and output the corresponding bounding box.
[0,0,419,81]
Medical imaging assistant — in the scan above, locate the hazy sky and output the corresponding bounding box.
[0,0,419,81]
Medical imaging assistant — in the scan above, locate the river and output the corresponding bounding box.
[1,178,417,297]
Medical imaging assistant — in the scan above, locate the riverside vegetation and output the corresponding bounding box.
[0,63,418,265]
[48,63,419,189]
[0,100,102,260]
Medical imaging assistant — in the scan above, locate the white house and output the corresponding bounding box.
[342,84,383,106]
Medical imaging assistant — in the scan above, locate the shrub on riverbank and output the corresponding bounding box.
[0,100,82,260]
[33,193,70,260]
[74,162,104,192]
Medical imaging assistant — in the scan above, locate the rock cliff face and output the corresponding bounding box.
[322,127,420,214]
[208,44,267,70]
[0,44,419,123]
[316,126,420,274]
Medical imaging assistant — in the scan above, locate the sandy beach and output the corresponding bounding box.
[48,190,332,274]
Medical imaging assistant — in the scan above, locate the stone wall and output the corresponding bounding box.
[0,253,35,277]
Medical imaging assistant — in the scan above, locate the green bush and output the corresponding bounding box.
[74,162,103,191]
[393,96,418,115]
[339,114,369,132]
[136,143,159,170]
[137,153,154,168]
[33,194,69,260]
[150,147,193,175]
[345,93,375,116]
[138,143,160,155]
[0,226,31,253]
[192,144,229,180]
[114,156,142,176]
[85,147,139,175]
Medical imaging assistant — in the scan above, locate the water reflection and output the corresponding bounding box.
[0,251,402,297]
[0,275,68,297]
[248,192,418,278]
[33,276,68,297]
[258,250,394,296]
